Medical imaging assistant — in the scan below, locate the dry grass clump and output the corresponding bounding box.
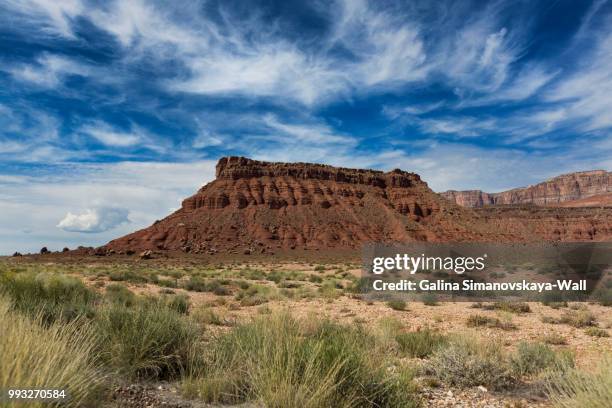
[466,314,517,330]
[95,301,200,379]
[547,356,612,408]
[425,335,517,390]
[471,301,531,313]
[0,271,97,324]
[421,293,439,306]
[191,306,230,326]
[182,313,419,408]
[426,336,573,391]
[584,327,609,338]
[184,277,231,295]
[386,299,407,311]
[0,297,105,407]
[541,333,568,345]
[541,309,598,328]
[511,342,573,377]
[235,284,280,306]
[395,329,448,358]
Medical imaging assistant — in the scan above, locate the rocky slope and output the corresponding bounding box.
[104,158,612,255]
[441,170,611,208]
[105,157,517,254]
[475,205,612,242]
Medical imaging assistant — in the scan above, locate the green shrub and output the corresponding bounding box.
[542,333,568,345]
[491,301,531,313]
[105,283,136,307]
[547,356,612,407]
[318,280,342,300]
[541,292,567,307]
[166,294,190,314]
[0,272,97,324]
[95,302,199,379]
[386,300,407,311]
[511,342,573,377]
[309,275,323,283]
[236,284,278,306]
[182,313,419,407]
[466,314,516,330]
[421,293,439,306]
[396,329,447,358]
[157,278,178,288]
[347,277,371,293]
[592,288,612,307]
[108,270,148,283]
[559,310,597,328]
[183,276,209,292]
[0,297,105,407]
[192,307,224,326]
[426,335,516,390]
[585,327,609,338]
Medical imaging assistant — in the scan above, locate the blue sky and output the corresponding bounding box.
[1,0,612,254]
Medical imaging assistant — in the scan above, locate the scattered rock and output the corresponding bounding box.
[139,250,153,260]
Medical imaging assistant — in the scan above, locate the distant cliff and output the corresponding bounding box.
[441,170,611,208]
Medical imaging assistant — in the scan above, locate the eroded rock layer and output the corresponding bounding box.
[441,170,611,208]
[105,157,519,254]
[105,158,612,255]
[475,205,612,242]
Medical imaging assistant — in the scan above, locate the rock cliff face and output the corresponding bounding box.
[105,157,516,254]
[104,158,612,255]
[441,170,611,208]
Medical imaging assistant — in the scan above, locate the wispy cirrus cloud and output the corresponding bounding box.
[80,121,142,147]
[6,53,91,88]
[545,30,612,132]
[1,0,612,255]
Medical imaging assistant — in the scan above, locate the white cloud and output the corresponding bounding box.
[57,206,129,233]
[0,160,217,254]
[1,0,554,107]
[545,29,612,132]
[80,121,142,147]
[169,46,348,106]
[382,101,445,118]
[262,114,354,145]
[1,0,83,38]
[7,53,90,88]
[417,116,497,137]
